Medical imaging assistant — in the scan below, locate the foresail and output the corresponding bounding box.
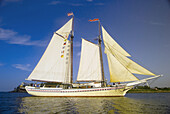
[102,26,131,57]
[105,48,138,82]
[102,25,155,83]
[77,39,102,82]
[27,18,73,83]
[110,48,155,76]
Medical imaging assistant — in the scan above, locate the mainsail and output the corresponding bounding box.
[27,18,73,83]
[102,26,155,82]
[77,39,102,82]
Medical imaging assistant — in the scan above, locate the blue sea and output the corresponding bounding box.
[0,92,170,114]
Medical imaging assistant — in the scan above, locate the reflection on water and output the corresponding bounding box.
[18,93,170,114]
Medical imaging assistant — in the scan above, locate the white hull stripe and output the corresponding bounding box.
[27,86,125,93]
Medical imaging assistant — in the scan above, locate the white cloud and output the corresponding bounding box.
[48,1,61,5]
[0,28,47,46]
[12,64,31,71]
[0,28,17,40]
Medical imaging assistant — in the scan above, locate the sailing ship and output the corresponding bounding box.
[25,15,162,97]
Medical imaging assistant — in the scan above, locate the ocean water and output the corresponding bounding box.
[0,92,170,114]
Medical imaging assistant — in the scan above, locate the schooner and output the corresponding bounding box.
[25,14,162,97]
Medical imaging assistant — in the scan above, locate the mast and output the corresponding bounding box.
[89,18,105,86]
[70,15,74,84]
[98,20,105,87]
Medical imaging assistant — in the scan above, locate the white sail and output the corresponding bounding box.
[102,25,155,82]
[105,48,138,82]
[77,39,102,82]
[102,26,131,57]
[110,48,155,76]
[27,18,73,83]
[56,18,73,38]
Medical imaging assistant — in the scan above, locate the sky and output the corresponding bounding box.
[0,0,170,91]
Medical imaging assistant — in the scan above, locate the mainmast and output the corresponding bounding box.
[98,20,105,87]
[89,18,105,87]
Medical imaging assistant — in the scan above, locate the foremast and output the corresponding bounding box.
[70,13,74,84]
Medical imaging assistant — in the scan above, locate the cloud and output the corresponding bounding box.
[12,64,31,71]
[48,1,61,5]
[0,28,47,46]
[0,28,17,40]
[0,0,22,6]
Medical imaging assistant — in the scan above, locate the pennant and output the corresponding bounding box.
[67,12,73,16]
[89,18,99,22]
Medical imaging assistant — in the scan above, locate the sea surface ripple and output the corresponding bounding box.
[0,92,170,114]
